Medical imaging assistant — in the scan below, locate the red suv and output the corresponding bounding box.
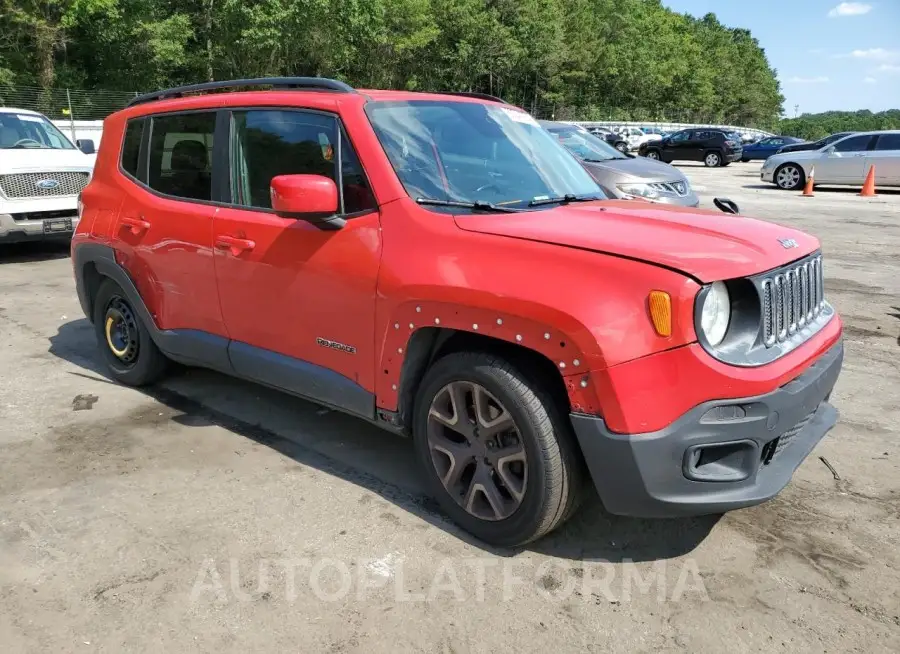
[72,78,843,546]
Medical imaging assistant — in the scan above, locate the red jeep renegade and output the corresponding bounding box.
[72,78,843,546]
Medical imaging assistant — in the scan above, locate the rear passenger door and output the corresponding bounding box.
[211,108,381,416]
[691,131,715,161]
[867,133,900,185]
[114,111,226,343]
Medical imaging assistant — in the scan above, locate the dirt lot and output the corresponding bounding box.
[1,163,899,653]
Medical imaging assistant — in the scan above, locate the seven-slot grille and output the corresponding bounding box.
[0,172,89,199]
[760,255,824,347]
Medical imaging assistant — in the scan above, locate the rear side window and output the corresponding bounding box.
[874,133,900,151]
[121,118,144,178]
[148,112,216,201]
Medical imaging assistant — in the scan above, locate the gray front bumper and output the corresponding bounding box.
[0,213,78,243]
[571,340,843,518]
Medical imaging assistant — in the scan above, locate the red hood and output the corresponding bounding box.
[453,200,820,282]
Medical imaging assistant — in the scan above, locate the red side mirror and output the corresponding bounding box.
[270,174,339,217]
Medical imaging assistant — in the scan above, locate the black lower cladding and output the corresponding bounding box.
[571,339,843,518]
[73,242,375,420]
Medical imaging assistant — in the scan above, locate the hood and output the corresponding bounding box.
[453,200,819,282]
[582,156,686,184]
[0,148,94,175]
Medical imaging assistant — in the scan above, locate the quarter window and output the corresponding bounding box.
[121,118,144,178]
[833,135,872,153]
[874,133,900,151]
[147,112,216,201]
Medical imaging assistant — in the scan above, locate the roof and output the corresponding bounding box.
[0,107,43,116]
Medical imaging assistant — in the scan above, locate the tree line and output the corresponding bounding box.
[1,0,787,127]
[778,110,900,141]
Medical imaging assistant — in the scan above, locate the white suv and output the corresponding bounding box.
[0,107,96,244]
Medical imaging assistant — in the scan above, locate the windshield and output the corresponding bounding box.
[365,101,604,209]
[546,126,627,162]
[0,113,75,149]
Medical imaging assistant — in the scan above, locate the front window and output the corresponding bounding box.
[546,126,627,162]
[365,101,603,209]
[0,112,75,150]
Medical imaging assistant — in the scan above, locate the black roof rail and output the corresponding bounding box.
[439,91,509,105]
[127,77,356,108]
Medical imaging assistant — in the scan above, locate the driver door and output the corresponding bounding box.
[814,134,875,183]
[661,130,691,160]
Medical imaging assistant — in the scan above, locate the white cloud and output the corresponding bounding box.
[786,76,830,83]
[828,2,873,17]
[834,48,900,61]
[877,64,900,73]
[864,77,877,83]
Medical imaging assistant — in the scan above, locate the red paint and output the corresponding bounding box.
[75,87,842,436]
[270,174,338,215]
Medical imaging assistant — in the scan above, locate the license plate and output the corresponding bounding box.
[43,217,73,234]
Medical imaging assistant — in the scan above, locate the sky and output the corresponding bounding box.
[661,0,900,115]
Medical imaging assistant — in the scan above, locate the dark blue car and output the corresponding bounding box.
[740,136,806,161]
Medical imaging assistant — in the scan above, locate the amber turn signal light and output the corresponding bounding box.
[648,291,672,337]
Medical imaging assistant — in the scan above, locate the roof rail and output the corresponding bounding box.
[439,91,509,105]
[127,77,356,108]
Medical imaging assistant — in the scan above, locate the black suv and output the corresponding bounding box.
[638,128,743,167]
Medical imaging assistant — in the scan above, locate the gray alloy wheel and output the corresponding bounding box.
[615,142,629,153]
[645,150,660,160]
[704,151,721,167]
[426,380,527,521]
[775,163,804,190]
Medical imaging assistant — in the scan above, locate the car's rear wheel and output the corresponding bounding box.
[413,352,584,547]
[615,142,629,153]
[704,151,722,167]
[774,163,805,190]
[93,279,168,386]
[645,150,660,160]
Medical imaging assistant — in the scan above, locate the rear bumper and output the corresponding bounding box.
[571,339,843,518]
[725,150,743,162]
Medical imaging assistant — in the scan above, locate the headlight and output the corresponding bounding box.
[699,281,730,346]
[617,183,661,199]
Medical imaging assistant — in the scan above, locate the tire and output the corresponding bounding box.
[773,163,805,190]
[704,151,722,167]
[741,157,750,163]
[645,150,660,160]
[413,351,584,547]
[615,142,628,153]
[92,278,168,386]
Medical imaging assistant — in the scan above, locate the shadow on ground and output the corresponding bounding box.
[48,318,719,562]
[0,241,71,263]
[742,183,900,195]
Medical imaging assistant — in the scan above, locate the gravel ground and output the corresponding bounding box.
[1,162,898,653]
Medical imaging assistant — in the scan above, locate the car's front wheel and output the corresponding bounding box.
[774,163,805,190]
[413,352,584,546]
[93,279,168,386]
[645,150,660,160]
[615,142,629,153]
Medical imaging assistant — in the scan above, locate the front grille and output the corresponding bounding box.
[649,181,689,197]
[761,406,818,465]
[760,255,824,347]
[0,171,89,199]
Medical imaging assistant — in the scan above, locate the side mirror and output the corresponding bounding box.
[713,197,740,215]
[270,174,345,230]
[76,139,96,154]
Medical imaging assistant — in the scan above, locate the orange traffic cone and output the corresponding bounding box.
[801,165,815,197]
[859,165,877,197]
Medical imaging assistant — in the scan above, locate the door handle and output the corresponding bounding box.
[121,216,150,235]
[215,235,256,256]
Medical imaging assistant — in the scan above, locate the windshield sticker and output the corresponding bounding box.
[500,107,539,126]
[17,115,45,123]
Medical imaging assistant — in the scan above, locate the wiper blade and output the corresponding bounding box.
[416,198,523,213]
[528,194,603,207]
[582,158,615,163]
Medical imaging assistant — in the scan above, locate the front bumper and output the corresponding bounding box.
[761,168,776,183]
[0,212,79,243]
[571,339,843,518]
